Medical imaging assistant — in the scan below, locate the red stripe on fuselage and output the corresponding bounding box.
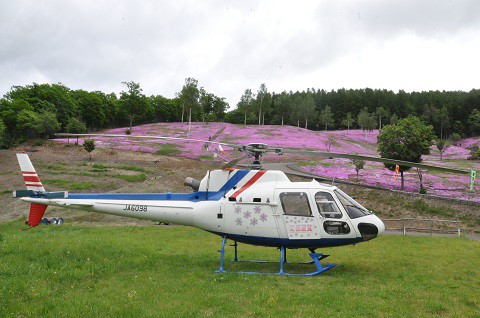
[230,170,267,199]
[22,171,36,175]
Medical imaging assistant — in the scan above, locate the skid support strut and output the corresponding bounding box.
[215,236,227,273]
[215,237,337,276]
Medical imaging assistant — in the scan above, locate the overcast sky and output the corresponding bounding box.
[1,0,479,108]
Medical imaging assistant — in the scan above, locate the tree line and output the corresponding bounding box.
[1,80,479,148]
[227,85,480,139]
[0,78,228,147]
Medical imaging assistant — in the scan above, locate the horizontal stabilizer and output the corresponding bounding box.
[13,190,35,198]
[13,190,68,199]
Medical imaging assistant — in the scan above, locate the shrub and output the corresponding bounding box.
[468,146,480,160]
[83,139,95,160]
[449,133,462,146]
[419,185,427,194]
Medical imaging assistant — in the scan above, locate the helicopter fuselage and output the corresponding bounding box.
[21,168,385,249]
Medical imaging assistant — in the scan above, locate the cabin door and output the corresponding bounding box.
[275,190,322,240]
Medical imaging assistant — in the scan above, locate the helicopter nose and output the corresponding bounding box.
[357,215,385,241]
[376,216,386,235]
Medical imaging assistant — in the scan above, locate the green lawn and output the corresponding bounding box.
[0,220,479,317]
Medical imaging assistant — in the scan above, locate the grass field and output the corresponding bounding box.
[1,220,479,317]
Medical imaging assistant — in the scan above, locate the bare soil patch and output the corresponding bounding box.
[1,140,478,234]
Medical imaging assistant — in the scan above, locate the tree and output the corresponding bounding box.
[66,117,87,145]
[290,95,303,127]
[435,106,449,140]
[15,109,40,139]
[358,108,377,134]
[255,84,268,125]
[390,113,399,125]
[341,112,354,130]
[301,94,317,129]
[73,90,107,129]
[376,106,388,130]
[377,116,435,190]
[66,117,87,133]
[237,89,254,125]
[199,87,210,122]
[119,81,149,131]
[358,108,369,131]
[210,96,228,122]
[325,134,336,151]
[274,91,291,125]
[436,139,449,162]
[319,105,334,131]
[468,109,480,136]
[35,110,61,138]
[351,158,365,181]
[0,119,5,148]
[83,139,95,160]
[178,78,200,135]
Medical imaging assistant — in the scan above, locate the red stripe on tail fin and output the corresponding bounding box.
[27,203,47,227]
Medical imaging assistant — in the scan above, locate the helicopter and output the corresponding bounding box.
[13,133,469,276]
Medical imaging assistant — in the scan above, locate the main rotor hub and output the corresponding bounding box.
[244,143,269,154]
[243,143,269,169]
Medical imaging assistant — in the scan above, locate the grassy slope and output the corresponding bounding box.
[1,220,479,317]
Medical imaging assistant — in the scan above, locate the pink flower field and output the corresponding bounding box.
[54,122,480,202]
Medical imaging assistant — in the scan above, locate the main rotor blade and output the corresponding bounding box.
[222,155,249,169]
[280,149,470,174]
[54,133,243,150]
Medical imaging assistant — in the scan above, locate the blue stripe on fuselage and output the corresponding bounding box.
[50,169,251,202]
[210,232,364,248]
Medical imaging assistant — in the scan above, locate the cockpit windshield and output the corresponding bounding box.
[334,189,372,219]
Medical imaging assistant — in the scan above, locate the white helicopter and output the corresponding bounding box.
[14,134,468,276]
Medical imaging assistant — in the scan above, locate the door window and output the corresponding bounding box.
[280,192,312,217]
[315,192,342,219]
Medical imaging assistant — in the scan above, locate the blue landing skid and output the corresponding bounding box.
[215,237,337,276]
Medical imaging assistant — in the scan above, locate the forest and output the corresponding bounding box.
[0,78,479,148]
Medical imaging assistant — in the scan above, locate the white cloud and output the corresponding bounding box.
[1,0,479,107]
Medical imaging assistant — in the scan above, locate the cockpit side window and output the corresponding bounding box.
[315,192,342,219]
[334,189,372,219]
[280,192,312,217]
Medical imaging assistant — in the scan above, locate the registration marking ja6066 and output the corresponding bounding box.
[123,204,147,212]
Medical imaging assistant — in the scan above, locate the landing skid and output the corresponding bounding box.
[215,237,337,276]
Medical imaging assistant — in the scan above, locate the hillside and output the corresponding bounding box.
[54,122,480,202]
[1,137,478,233]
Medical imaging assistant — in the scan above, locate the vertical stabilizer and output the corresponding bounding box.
[16,153,48,227]
[27,203,48,227]
[17,153,45,192]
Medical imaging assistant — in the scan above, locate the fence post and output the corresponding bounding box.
[457,222,461,238]
[403,219,406,236]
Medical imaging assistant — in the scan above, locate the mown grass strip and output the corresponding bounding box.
[155,143,181,156]
[402,199,454,218]
[113,173,147,182]
[92,163,147,173]
[0,220,478,317]
[42,179,100,190]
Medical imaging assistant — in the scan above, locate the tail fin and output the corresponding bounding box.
[27,203,48,227]
[17,153,45,192]
[16,153,47,227]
